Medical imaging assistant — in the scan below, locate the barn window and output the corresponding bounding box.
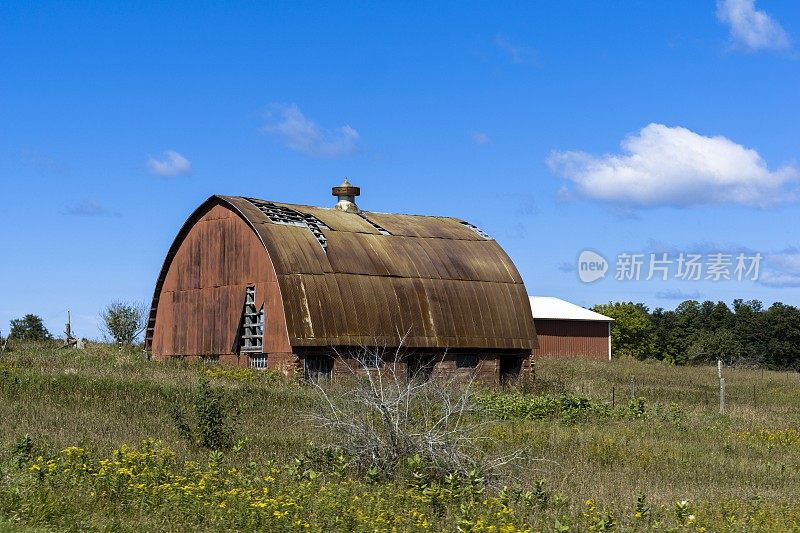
[249,355,268,370]
[456,354,479,368]
[238,286,264,354]
[305,353,333,380]
[407,354,436,381]
[357,350,383,369]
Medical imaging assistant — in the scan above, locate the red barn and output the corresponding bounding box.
[530,296,613,360]
[144,181,538,383]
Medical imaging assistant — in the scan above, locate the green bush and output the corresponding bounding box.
[171,378,238,451]
[100,301,146,345]
[475,392,614,424]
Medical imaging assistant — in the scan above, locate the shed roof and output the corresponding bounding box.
[530,296,613,322]
[149,195,537,351]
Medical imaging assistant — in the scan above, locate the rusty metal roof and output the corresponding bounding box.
[148,195,537,351]
[222,195,536,350]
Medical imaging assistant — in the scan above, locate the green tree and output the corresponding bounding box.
[8,314,51,341]
[698,300,734,331]
[763,303,800,370]
[650,307,677,361]
[101,301,146,345]
[687,329,741,364]
[733,299,768,366]
[669,300,701,362]
[592,302,655,360]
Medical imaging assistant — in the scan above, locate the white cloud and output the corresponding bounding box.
[494,35,541,66]
[261,104,359,158]
[471,131,491,146]
[656,289,703,300]
[716,0,790,51]
[760,249,800,287]
[547,123,798,208]
[65,199,113,217]
[147,150,191,176]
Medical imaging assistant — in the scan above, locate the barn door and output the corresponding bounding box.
[304,353,333,381]
[407,353,436,382]
[499,354,523,384]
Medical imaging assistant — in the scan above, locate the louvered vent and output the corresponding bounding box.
[238,286,264,354]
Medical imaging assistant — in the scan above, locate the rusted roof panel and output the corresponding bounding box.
[280,275,535,349]
[363,212,481,240]
[218,195,536,350]
[286,204,381,234]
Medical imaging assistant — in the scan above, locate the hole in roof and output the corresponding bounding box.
[460,221,492,240]
[359,213,391,236]
[246,199,330,251]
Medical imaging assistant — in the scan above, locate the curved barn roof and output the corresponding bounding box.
[148,195,537,351]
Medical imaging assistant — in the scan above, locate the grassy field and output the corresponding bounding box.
[1,343,799,531]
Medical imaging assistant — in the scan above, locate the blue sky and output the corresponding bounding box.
[2,1,799,339]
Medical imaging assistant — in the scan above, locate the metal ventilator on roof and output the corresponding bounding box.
[246,198,330,250]
[461,221,492,240]
[359,213,391,236]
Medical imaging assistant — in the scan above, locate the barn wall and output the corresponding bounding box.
[306,349,531,384]
[533,319,609,360]
[150,203,291,359]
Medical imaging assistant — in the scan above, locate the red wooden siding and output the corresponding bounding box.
[533,319,609,360]
[150,203,291,358]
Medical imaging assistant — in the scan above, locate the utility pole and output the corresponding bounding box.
[59,311,84,350]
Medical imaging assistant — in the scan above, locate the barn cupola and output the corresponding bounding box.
[332,178,361,213]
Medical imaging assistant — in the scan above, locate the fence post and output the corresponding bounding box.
[720,377,726,415]
[629,376,636,399]
[612,385,615,408]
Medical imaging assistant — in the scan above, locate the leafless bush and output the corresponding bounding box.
[306,341,521,481]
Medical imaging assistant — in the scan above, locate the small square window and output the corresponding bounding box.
[357,351,383,369]
[456,354,479,368]
[249,355,268,370]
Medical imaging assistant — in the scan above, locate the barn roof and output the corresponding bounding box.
[530,296,613,322]
[202,194,537,350]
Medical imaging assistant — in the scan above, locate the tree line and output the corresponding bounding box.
[1,302,147,346]
[593,300,800,370]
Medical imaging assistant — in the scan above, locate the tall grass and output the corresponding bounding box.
[1,343,799,531]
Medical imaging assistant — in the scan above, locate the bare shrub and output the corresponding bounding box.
[307,342,521,481]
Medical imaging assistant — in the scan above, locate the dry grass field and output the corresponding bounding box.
[1,342,799,531]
